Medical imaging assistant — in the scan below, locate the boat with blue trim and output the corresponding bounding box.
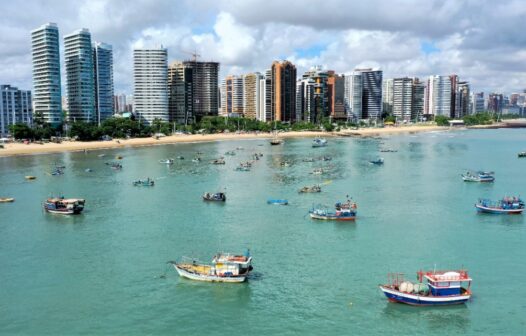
[133,178,154,187]
[475,196,524,214]
[309,197,357,221]
[369,157,384,165]
[312,138,327,147]
[267,199,288,205]
[203,192,226,202]
[43,197,85,215]
[462,170,494,182]
[379,270,472,306]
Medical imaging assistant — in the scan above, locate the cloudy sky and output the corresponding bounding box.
[1,0,525,95]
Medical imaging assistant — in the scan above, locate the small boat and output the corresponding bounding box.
[110,163,122,170]
[302,157,315,162]
[133,178,154,187]
[267,199,288,205]
[51,168,64,176]
[192,157,201,163]
[280,161,291,167]
[97,154,106,158]
[211,158,225,165]
[369,158,384,165]
[321,156,332,161]
[518,151,526,158]
[235,166,250,172]
[196,151,204,155]
[176,156,185,160]
[224,151,236,156]
[116,156,123,160]
[311,168,324,175]
[475,197,524,214]
[55,165,66,169]
[236,147,244,150]
[309,198,357,221]
[43,197,85,215]
[0,197,15,203]
[84,168,93,173]
[25,176,36,180]
[462,171,494,182]
[380,149,398,153]
[312,138,328,148]
[170,257,250,283]
[380,270,472,306]
[299,185,321,193]
[159,159,174,164]
[203,192,226,202]
[270,138,283,146]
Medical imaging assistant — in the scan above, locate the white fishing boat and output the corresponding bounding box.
[312,138,327,147]
[159,158,174,164]
[170,256,250,283]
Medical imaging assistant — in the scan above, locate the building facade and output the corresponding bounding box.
[359,68,383,120]
[456,81,470,118]
[427,75,452,116]
[382,79,394,115]
[93,42,114,124]
[184,61,219,119]
[0,85,32,137]
[471,92,484,114]
[64,28,95,123]
[412,78,425,121]
[487,93,504,113]
[243,72,264,120]
[269,60,297,122]
[31,23,62,125]
[168,61,193,124]
[296,78,315,122]
[328,72,346,120]
[133,48,168,124]
[221,75,244,117]
[392,77,413,121]
[344,72,362,120]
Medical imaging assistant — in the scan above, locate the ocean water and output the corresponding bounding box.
[1,129,525,335]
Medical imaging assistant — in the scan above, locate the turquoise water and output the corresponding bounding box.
[1,129,525,335]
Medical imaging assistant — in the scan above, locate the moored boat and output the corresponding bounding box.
[203,192,226,202]
[170,256,250,283]
[475,196,524,214]
[224,150,236,156]
[192,157,201,163]
[235,166,250,172]
[212,251,253,274]
[267,199,288,205]
[159,158,174,164]
[462,171,494,182]
[211,158,225,165]
[309,198,357,221]
[133,178,154,187]
[43,197,85,215]
[312,138,328,147]
[270,138,283,145]
[518,151,526,158]
[0,197,15,203]
[379,270,472,306]
[25,175,36,180]
[369,157,384,165]
[299,185,321,193]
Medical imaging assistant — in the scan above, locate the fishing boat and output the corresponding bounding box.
[225,150,236,156]
[312,138,328,148]
[475,196,524,214]
[280,161,291,167]
[176,156,185,160]
[380,149,398,153]
[267,199,288,205]
[50,168,64,176]
[43,197,85,215]
[116,155,123,160]
[109,162,122,170]
[192,157,201,163]
[309,198,357,221]
[379,270,472,306]
[462,171,494,182]
[85,168,93,173]
[518,151,526,158]
[303,157,315,162]
[0,197,15,203]
[212,251,253,274]
[170,257,250,283]
[97,154,106,158]
[211,158,225,165]
[270,138,283,145]
[299,185,322,193]
[203,192,226,202]
[25,176,36,180]
[321,156,332,161]
[159,158,174,164]
[132,178,154,187]
[311,168,324,175]
[236,146,244,150]
[369,158,384,165]
[235,166,250,172]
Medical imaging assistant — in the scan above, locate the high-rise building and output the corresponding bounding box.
[392,77,413,121]
[358,69,383,120]
[456,81,470,118]
[426,75,452,116]
[412,78,425,121]
[133,48,168,124]
[471,92,484,114]
[183,61,219,119]
[243,72,264,120]
[168,61,193,124]
[93,42,114,124]
[258,76,266,121]
[64,28,95,123]
[114,93,127,113]
[328,71,346,120]
[221,75,244,117]
[31,23,62,125]
[299,66,328,123]
[344,72,362,120]
[0,85,32,137]
[296,78,315,122]
[449,74,459,118]
[487,93,503,113]
[263,69,273,121]
[269,60,297,122]
[382,79,394,115]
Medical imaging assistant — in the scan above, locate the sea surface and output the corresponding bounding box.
[1,129,525,335]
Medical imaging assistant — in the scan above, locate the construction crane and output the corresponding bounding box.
[182,49,201,62]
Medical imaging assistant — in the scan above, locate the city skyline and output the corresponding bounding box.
[1,0,525,96]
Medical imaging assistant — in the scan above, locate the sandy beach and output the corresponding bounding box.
[0,125,449,157]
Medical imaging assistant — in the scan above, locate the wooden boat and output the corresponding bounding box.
[25,176,36,180]
[369,158,384,165]
[133,178,154,187]
[116,155,123,160]
[380,270,472,306]
[462,171,494,182]
[518,151,526,158]
[203,192,226,202]
[299,185,321,193]
[267,199,288,205]
[475,197,524,214]
[43,197,85,215]
[211,158,225,165]
[0,197,15,203]
[270,138,283,145]
[312,138,328,147]
[309,198,357,221]
[159,159,174,164]
[212,252,253,273]
[170,257,250,283]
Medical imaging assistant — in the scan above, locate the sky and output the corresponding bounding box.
[1,0,525,95]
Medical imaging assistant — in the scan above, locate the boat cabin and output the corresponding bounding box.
[421,271,471,296]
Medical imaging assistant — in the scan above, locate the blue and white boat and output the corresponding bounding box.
[312,138,328,148]
[267,199,288,205]
[462,171,494,182]
[369,157,384,165]
[475,196,524,214]
[379,270,472,306]
[309,198,357,221]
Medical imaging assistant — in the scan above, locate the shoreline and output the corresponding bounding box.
[0,125,450,157]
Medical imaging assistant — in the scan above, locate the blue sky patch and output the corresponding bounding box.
[420,41,440,54]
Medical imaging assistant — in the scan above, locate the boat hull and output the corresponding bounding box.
[309,213,355,221]
[475,204,524,214]
[380,286,470,306]
[173,265,246,283]
[44,208,82,215]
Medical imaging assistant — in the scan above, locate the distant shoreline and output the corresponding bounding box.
[0,125,455,157]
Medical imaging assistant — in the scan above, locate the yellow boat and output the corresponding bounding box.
[0,197,15,203]
[25,176,36,180]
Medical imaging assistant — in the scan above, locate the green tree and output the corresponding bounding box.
[435,115,450,126]
[8,123,33,139]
